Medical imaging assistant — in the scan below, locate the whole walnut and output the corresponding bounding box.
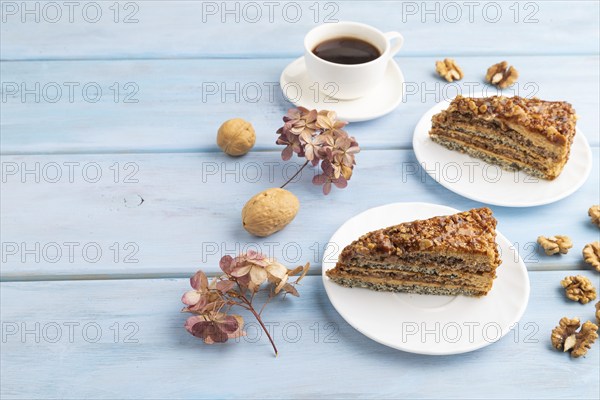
[217,118,256,156]
[242,188,299,237]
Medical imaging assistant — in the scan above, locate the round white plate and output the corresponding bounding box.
[322,202,530,355]
[279,56,404,122]
[413,98,592,207]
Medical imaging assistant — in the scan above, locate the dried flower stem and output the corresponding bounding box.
[280,160,309,189]
[238,292,278,356]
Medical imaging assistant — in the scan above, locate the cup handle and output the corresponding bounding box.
[384,31,404,58]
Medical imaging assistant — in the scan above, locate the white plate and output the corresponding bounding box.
[279,56,404,122]
[413,98,592,207]
[322,202,530,355]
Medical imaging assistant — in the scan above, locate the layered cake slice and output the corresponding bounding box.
[326,208,501,297]
[429,95,577,180]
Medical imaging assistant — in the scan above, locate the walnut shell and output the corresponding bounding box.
[242,188,299,237]
[217,118,256,156]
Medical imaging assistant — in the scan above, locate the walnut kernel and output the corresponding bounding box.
[551,317,599,358]
[537,235,573,255]
[583,241,600,272]
[561,275,597,304]
[596,301,600,324]
[485,61,519,89]
[419,239,434,250]
[435,58,464,82]
[589,205,600,227]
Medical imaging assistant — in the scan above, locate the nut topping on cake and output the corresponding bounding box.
[447,95,576,145]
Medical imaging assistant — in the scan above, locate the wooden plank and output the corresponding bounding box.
[1,56,599,154]
[1,1,598,60]
[1,272,599,399]
[2,149,598,280]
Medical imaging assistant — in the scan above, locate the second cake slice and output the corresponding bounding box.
[429,95,577,180]
[326,207,502,297]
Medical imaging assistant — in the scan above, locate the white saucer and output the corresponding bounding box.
[279,57,404,122]
[413,97,593,207]
[322,202,530,355]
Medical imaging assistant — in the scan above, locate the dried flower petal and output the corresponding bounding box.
[184,315,206,334]
[266,261,288,281]
[296,262,310,283]
[216,280,235,293]
[282,283,299,297]
[181,290,202,306]
[230,264,251,277]
[190,270,208,291]
[193,321,229,343]
[219,255,234,274]
[249,265,268,286]
[213,314,240,334]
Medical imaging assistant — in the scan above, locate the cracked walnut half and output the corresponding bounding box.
[551,317,598,358]
[485,61,519,89]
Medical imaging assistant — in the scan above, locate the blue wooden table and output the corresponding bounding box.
[1,1,599,398]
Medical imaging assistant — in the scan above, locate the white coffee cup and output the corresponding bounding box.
[304,21,404,100]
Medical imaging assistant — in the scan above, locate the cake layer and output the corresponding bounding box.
[430,127,551,173]
[331,264,495,287]
[430,133,563,179]
[433,112,566,159]
[432,117,560,162]
[328,275,490,297]
[342,252,496,273]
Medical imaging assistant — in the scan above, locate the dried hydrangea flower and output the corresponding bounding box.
[276,107,359,195]
[182,252,310,355]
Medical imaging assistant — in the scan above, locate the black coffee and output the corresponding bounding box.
[312,37,381,65]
